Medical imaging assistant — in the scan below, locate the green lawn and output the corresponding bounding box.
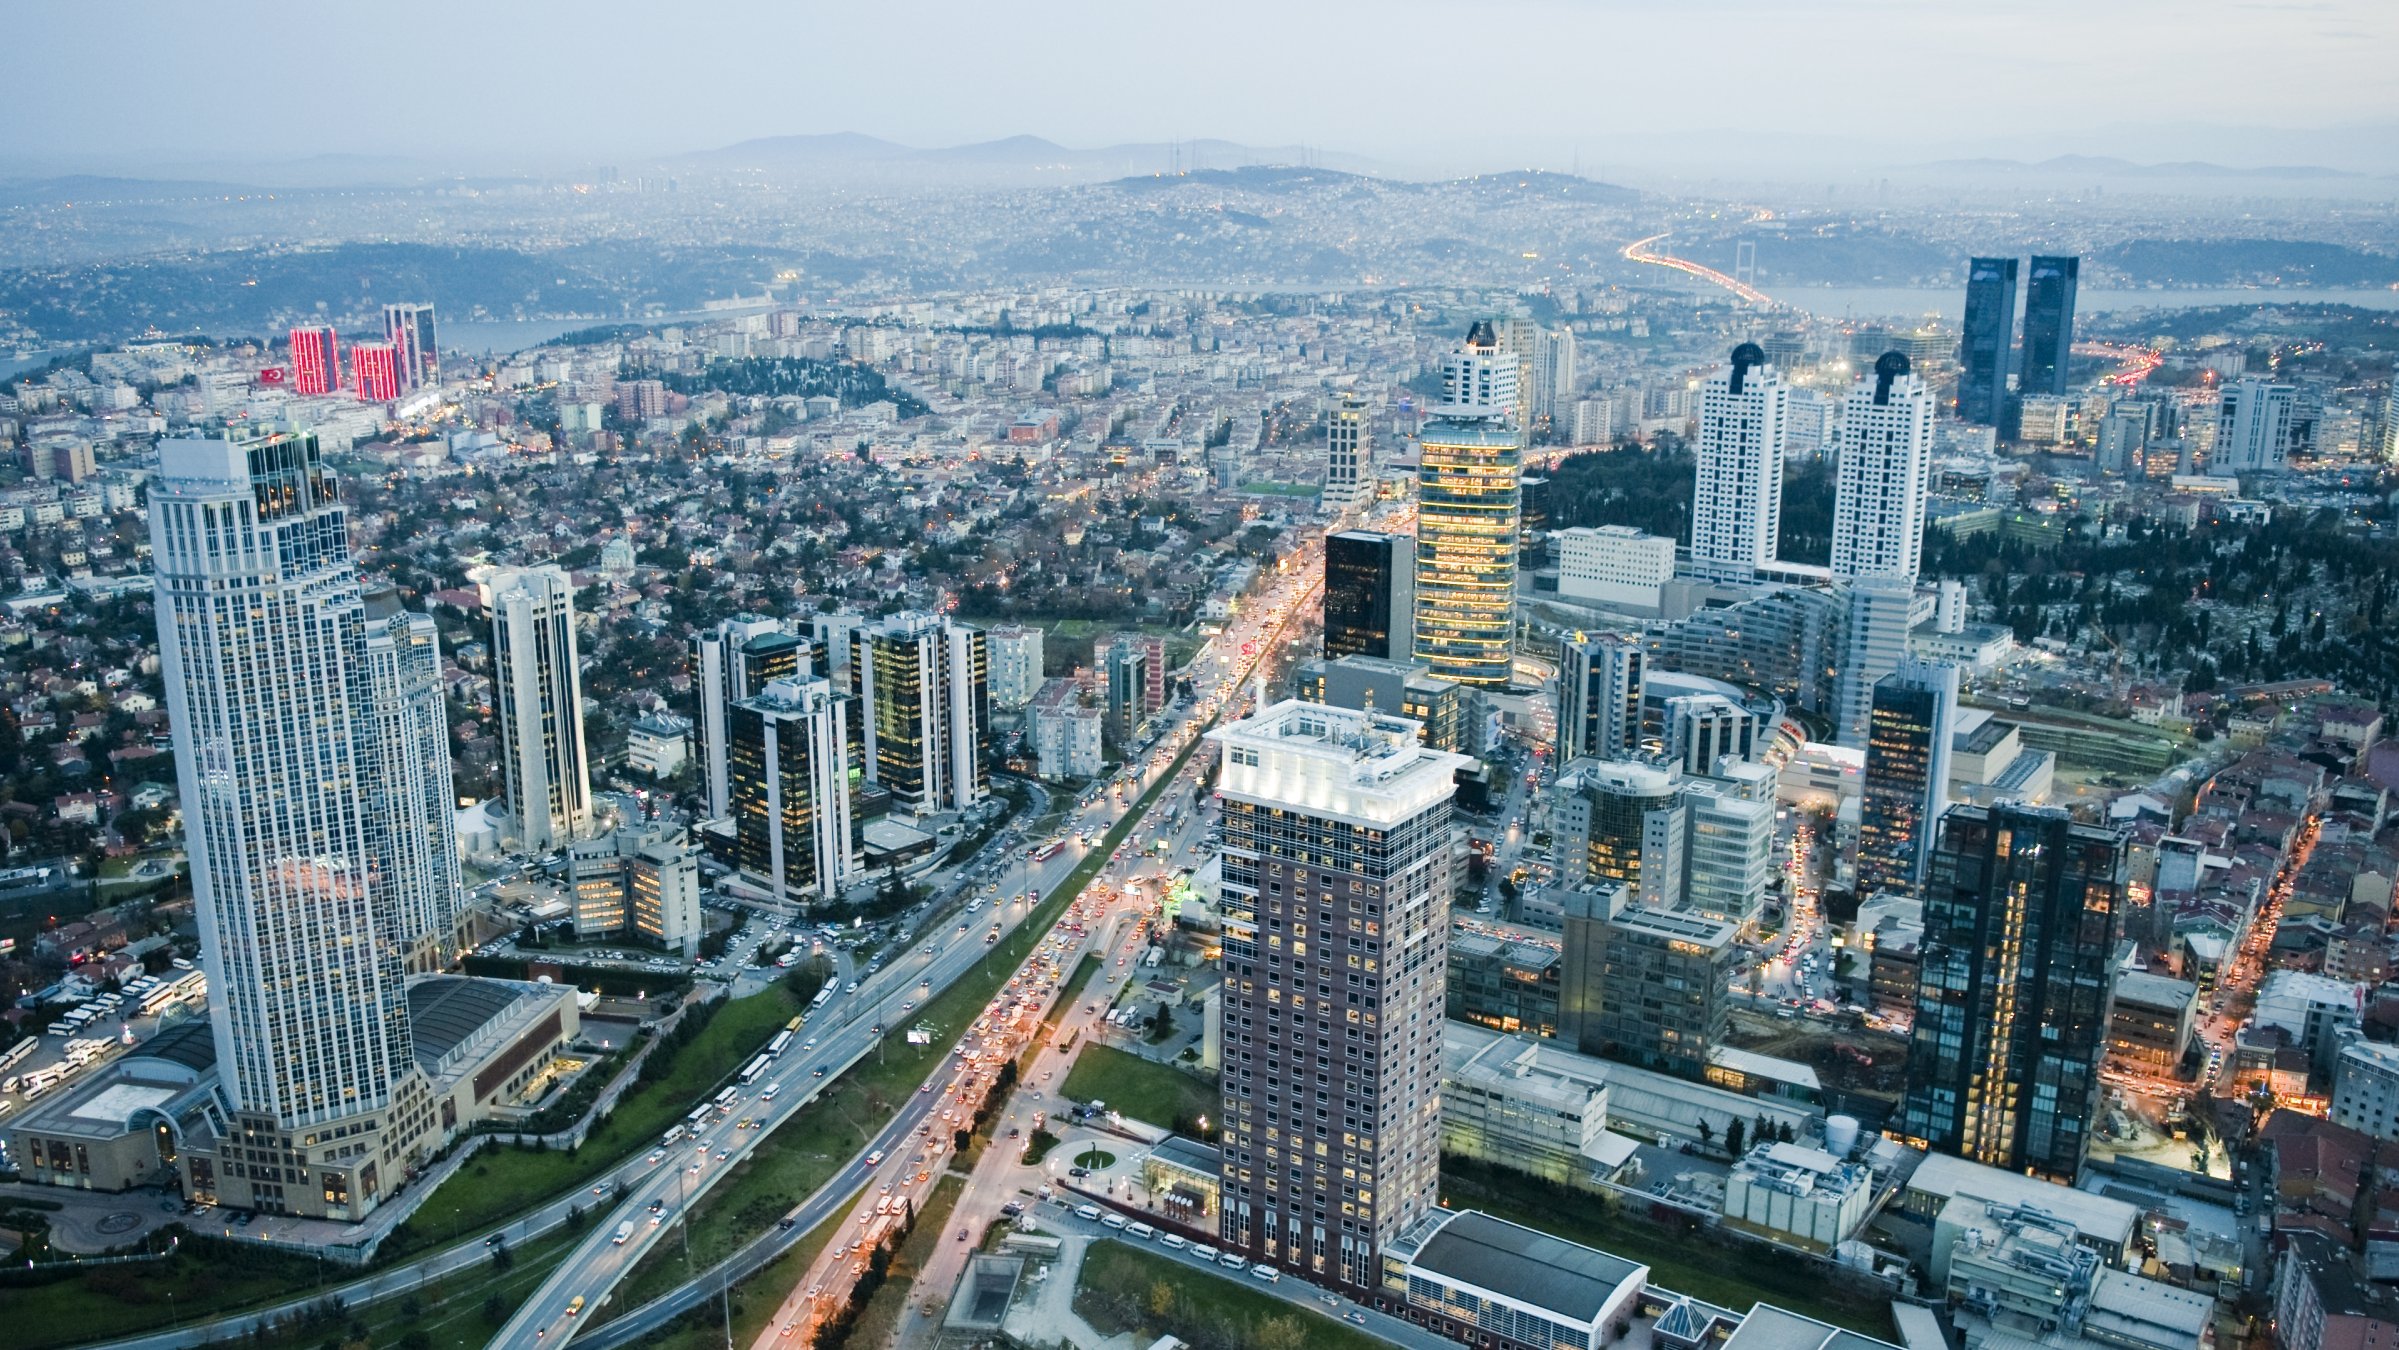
[1060,1043,1216,1133]
[0,1230,356,1350]
[1075,1239,1382,1350]
[387,981,805,1257]
[1439,1156,1897,1339]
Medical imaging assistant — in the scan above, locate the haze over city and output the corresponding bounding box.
[2,7,2398,1350]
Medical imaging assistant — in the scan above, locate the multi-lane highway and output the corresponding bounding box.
[502,535,1326,1346]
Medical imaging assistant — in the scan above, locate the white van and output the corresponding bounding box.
[1218,1253,1248,1272]
[1248,1265,1281,1284]
[1074,1204,1102,1221]
[1190,1244,1220,1262]
[1127,1222,1157,1240]
[1100,1212,1129,1230]
[1159,1233,1188,1250]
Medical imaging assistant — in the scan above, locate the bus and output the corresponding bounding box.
[810,987,834,1011]
[1032,840,1064,863]
[767,1030,793,1059]
[685,1104,713,1130]
[738,1054,771,1086]
[712,1086,740,1114]
[785,1015,806,1033]
[0,1040,33,1074]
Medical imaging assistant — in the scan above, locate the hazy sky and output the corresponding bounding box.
[12,0,2398,173]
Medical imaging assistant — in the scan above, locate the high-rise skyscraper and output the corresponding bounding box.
[487,565,593,853]
[1413,322,1522,687]
[1322,393,1373,514]
[289,325,341,397]
[729,676,858,906]
[362,589,467,972]
[383,302,439,391]
[351,341,401,402]
[1557,632,1643,762]
[1894,804,2127,1181]
[2018,256,2079,400]
[850,611,988,815]
[1834,574,1925,748]
[1324,530,1414,662]
[692,617,808,820]
[1855,658,1958,902]
[151,429,459,1216]
[1957,258,2018,427]
[1690,343,1789,582]
[1208,700,1468,1290]
[1830,352,1935,583]
[2214,379,2299,474]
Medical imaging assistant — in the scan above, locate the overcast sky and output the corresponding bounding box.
[11,0,2397,174]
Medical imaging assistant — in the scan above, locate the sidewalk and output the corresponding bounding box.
[1001,1231,1139,1350]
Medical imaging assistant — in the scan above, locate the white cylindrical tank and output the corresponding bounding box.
[1937,580,1967,634]
[1825,1114,1861,1158]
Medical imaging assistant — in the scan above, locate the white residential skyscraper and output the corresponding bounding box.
[1830,352,1936,583]
[1690,343,1788,582]
[149,429,465,1216]
[487,565,592,852]
[1208,700,1468,1290]
[2214,379,2298,474]
[362,591,467,971]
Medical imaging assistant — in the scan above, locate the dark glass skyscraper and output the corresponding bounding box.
[1323,530,1413,661]
[1855,659,1956,902]
[1895,804,2126,1181]
[2019,256,2079,399]
[1957,257,2018,426]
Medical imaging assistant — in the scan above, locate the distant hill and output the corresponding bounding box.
[1906,154,2362,180]
[668,133,1381,185]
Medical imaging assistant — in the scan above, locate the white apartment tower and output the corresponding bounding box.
[1208,701,1470,1291]
[150,430,456,1214]
[2214,380,2298,474]
[1323,393,1374,514]
[362,591,466,971]
[1691,343,1789,582]
[487,565,593,852]
[1830,352,1936,583]
[986,625,1047,708]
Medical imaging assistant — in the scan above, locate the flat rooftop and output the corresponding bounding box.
[1407,1210,1648,1328]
